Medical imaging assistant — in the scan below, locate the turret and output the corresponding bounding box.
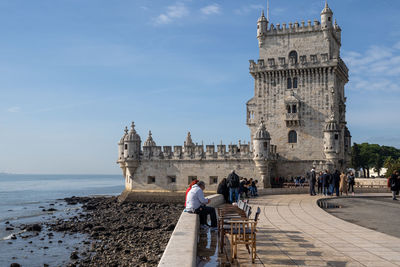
[143,130,156,158]
[124,122,141,160]
[257,10,268,47]
[253,120,271,159]
[253,120,272,188]
[118,126,128,162]
[320,1,333,30]
[323,114,340,161]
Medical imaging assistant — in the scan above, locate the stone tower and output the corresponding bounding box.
[247,2,351,174]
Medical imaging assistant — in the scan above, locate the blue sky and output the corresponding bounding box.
[1,0,399,174]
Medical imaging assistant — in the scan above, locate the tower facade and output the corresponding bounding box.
[247,3,350,173]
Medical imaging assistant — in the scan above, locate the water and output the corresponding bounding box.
[0,173,124,266]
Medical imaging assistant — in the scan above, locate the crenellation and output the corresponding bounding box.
[118,2,350,192]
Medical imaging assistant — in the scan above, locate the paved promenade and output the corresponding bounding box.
[232,194,400,267]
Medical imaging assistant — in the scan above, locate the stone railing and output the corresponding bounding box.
[158,194,224,267]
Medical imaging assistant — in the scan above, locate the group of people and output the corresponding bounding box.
[308,168,356,196]
[217,171,258,203]
[389,171,400,200]
[183,170,258,229]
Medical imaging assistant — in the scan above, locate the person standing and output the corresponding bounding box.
[347,171,355,196]
[217,178,229,203]
[226,170,240,203]
[389,171,399,200]
[339,171,348,196]
[322,170,330,196]
[332,170,340,197]
[308,168,316,196]
[317,171,323,195]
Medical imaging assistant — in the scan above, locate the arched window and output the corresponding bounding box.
[289,51,298,64]
[292,105,297,113]
[293,77,298,88]
[287,78,292,89]
[288,130,297,143]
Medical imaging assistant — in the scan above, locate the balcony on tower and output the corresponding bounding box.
[285,91,301,127]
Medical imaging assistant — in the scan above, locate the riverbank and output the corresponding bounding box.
[1,196,183,266]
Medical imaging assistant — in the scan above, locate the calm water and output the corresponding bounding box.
[0,173,124,225]
[0,174,124,266]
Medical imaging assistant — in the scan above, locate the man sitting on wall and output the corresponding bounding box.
[185,181,218,230]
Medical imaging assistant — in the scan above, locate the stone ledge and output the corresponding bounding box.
[158,194,224,267]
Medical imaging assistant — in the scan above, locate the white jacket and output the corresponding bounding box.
[186,184,208,211]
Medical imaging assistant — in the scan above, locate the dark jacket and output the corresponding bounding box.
[332,171,340,186]
[310,171,316,185]
[347,174,355,185]
[322,173,331,186]
[217,180,228,195]
[227,172,240,188]
[389,174,399,191]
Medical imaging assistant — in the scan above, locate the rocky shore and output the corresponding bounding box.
[5,196,184,267]
[48,196,184,266]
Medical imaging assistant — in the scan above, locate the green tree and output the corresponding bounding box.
[351,143,362,171]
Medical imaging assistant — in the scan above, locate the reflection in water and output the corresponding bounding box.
[197,228,222,267]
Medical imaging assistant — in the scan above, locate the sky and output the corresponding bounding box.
[0,0,399,174]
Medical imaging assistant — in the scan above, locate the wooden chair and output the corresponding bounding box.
[226,207,261,263]
[218,201,251,253]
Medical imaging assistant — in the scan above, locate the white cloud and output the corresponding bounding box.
[201,4,220,15]
[343,42,400,92]
[7,106,20,113]
[153,3,189,25]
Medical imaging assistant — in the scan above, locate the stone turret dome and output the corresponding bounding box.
[124,122,141,142]
[258,10,267,22]
[143,131,156,147]
[119,126,128,144]
[254,121,271,140]
[321,1,333,15]
[324,115,339,132]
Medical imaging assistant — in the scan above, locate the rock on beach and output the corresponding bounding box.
[47,196,183,266]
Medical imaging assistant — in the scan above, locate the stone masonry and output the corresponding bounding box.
[117,2,351,192]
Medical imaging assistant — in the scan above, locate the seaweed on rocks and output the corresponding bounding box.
[47,196,184,266]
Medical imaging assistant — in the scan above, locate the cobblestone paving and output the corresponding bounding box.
[231,194,400,267]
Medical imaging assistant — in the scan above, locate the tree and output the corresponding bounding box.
[351,143,400,178]
[351,143,362,171]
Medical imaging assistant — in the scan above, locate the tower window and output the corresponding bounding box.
[289,51,298,64]
[293,77,298,88]
[167,175,176,183]
[209,176,218,185]
[328,17,331,22]
[335,134,339,140]
[147,176,156,184]
[292,105,297,113]
[288,130,297,143]
[287,78,292,89]
[188,176,197,185]
[124,144,128,149]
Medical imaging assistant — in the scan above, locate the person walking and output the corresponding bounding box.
[317,171,323,195]
[389,171,399,200]
[347,171,355,196]
[226,170,240,203]
[308,168,316,196]
[217,178,229,203]
[339,171,348,196]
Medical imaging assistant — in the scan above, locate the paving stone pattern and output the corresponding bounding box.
[231,194,400,266]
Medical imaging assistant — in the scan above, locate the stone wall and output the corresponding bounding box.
[126,159,259,191]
